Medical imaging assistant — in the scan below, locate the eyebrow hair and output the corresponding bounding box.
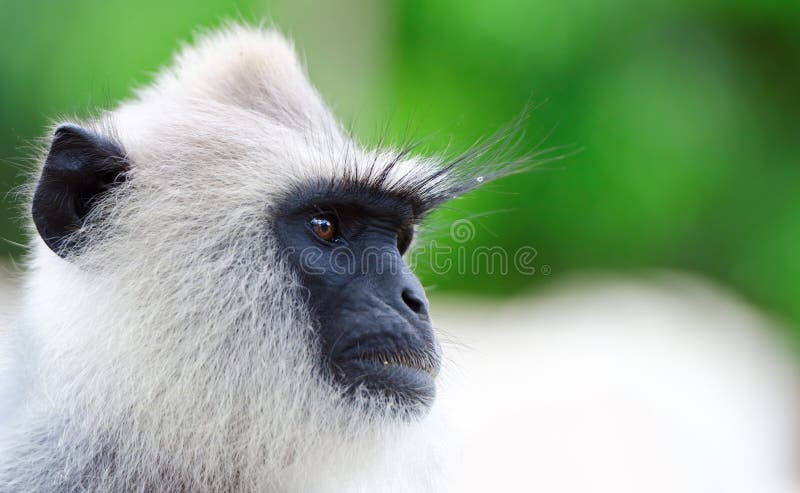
[278,111,551,221]
[339,113,547,215]
[280,178,420,223]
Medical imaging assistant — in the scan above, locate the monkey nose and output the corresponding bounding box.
[401,286,429,319]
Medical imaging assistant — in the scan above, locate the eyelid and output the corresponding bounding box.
[311,204,343,224]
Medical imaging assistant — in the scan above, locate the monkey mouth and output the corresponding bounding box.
[332,346,441,409]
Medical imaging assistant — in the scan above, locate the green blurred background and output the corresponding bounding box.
[1,0,798,341]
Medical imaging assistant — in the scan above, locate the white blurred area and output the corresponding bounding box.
[0,268,797,491]
[433,273,799,493]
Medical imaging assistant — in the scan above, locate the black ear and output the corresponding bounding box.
[32,124,128,258]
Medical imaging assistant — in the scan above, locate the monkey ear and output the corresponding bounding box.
[32,124,128,258]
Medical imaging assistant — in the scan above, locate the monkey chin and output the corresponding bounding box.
[335,355,440,417]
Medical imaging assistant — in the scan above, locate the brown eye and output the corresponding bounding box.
[309,216,336,242]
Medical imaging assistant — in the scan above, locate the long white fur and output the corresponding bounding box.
[0,25,444,492]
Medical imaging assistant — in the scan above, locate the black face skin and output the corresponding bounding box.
[273,182,442,409]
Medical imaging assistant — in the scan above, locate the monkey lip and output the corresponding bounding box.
[340,354,439,409]
[348,350,440,378]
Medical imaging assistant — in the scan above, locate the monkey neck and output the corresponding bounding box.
[2,402,442,492]
[5,315,442,491]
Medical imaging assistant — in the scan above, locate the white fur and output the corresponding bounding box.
[0,25,443,492]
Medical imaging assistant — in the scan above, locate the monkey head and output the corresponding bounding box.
[24,27,523,472]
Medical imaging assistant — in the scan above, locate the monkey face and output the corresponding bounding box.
[28,27,522,434]
[274,181,441,411]
[31,123,444,418]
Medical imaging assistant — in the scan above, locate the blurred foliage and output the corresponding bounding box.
[1,1,799,339]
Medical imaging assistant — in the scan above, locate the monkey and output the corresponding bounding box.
[0,25,525,492]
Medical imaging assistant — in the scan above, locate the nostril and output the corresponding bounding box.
[402,288,426,315]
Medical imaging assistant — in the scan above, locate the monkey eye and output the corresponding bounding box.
[309,215,337,242]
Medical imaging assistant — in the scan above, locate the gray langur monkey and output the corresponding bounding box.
[0,25,527,492]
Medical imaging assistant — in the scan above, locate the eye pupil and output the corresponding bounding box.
[310,217,336,241]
